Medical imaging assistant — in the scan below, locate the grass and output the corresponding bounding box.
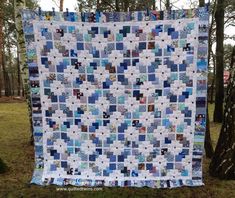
[0,102,234,198]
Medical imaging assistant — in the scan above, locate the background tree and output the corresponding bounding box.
[0,158,7,174]
[76,0,156,12]
[213,0,225,123]
[60,0,64,11]
[209,45,235,179]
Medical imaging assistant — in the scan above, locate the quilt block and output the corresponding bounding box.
[22,7,208,188]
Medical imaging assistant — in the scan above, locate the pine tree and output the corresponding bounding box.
[209,46,235,179]
[213,0,225,123]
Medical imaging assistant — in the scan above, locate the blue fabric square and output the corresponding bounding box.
[148,74,156,81]
[139,135,145,141]
[61,161,67,168]
[139,42,146,50]
[109,164,116,170]
[116,43,123,50]
[77,43,84,50]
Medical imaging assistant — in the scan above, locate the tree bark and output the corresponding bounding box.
[17,44,21,96]
[97,0,100,10]
[199,0,214,159]
[213,0,224,123]
[59,0,64,12]
[0,1,5,97]
[6,72,11,96]
[115,0,120,12]
[165,0,170,10]
[15,0,34,144]
[209,45,235,179]
[123,0,129,12]
[7,32,13,96]
[1,43,10,97]
[11,72,14,96]
[205,105,214,158]
[210,50,216,103]
[208,1,216,104]
[152,0,156,10]
[199,0,205,7]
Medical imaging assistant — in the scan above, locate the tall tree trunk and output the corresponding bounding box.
[124,0,129,12]
[17,45,21,96]
[59,0,64,12]
[210,51,216,103]
[208,0,216,104]
[115,0,120,12]
[165,0,170,10]
[204,0,215,158]
[199,0,205,7]
[2,43,9,97]
[7,33,13,96]
[15,0,34,144]
[21,77,24,97]
[0,1,5,97]
[152,0,156,10]
[11,73,14,96]
[205,106,214,158]
[208,1,217,104]
[6,73,11,96]
[213,0,224,123]
[97,0,100,10]
[209,46,235,179]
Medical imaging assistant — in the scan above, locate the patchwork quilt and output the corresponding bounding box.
[22,7,208,188]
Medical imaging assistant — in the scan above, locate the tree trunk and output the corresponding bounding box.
[152,0,156,10]
[59,0,64,12]
[0,1,5,97]
[124,0,129,12]
[165,0,170,10]
[21,77,24,97]
[199,0,214,159]
[115,0,120,12]
[11,73,14,96]
[209,46,235,179]
[210,51,216,103]
[15,0,34,144]
[1,43,10,97]
[199,0,205,7]
[213,0,224,123]
[208,1,216,104]
[17,45,21,96]
[205,106,214,158]
[6,72,11,96]
[7,33,13,96]
[97,0,100,10]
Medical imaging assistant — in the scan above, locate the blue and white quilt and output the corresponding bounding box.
[22,7,208,188]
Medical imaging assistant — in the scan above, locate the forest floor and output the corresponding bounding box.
[0,102,234,198]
